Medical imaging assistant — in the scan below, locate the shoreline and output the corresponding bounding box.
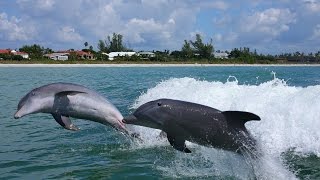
[1,63,320,67]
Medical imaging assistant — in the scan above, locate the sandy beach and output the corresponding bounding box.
[1,63,320,67]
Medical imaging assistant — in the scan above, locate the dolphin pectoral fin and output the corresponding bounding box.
[52,113,79,131]
[167,134,191,153]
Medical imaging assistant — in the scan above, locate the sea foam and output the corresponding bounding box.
[129,75,320,179]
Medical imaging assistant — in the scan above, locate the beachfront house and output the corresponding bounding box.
[0,49,29,59]
[103,52,136,60]
[56,50,95,60]
[0,49,11,54]
[11,50,29,59]
[75,51,95,60]
[214,52,229,59]
[137,51,155,59]
[44,53,69,61]
[0,49,10,60]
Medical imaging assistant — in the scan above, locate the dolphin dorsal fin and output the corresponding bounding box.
[222,111,261,129]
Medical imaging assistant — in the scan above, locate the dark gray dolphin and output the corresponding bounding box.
[14,82,129,134]
[123,99,260,154]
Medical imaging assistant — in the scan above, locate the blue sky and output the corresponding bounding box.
[0,0,319,54]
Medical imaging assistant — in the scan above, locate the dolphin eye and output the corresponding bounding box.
[31,92,35,96]
[157,102,162,106]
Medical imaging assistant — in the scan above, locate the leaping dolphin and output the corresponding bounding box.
[123,99,260,154]
[14,82,130,135]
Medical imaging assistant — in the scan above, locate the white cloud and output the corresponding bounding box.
[38,0,55,10]
[8,0,201,50]
[304,0,320,12]
[213,32,238,43]
[141,0,169,7]
[225,32,238,43]
[201,1,229,10]
[168,18,175,24]
[213,15,231,27]
[310,24,320,39]
[17,0,55,11]
[168,8,197,35]
[241,8,296,37]
[213,33,223,42]
[57,26,82,42]
[80,2,123,38]
[2,0,318,53]
[123,18,174,44]
[0,12,35,41]
[78,1,199,50]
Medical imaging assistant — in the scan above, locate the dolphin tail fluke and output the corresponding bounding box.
[52,113,79,131]
[167,134,191,153]
[222,111,260,129]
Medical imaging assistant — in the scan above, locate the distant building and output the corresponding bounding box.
[0,49,10,54]
[214,52,229,59]
[102,51,157,60]
[11,50,29,59]
[0,49,29,59]
[44,53,69,61]
[57,50,95,60]
[75,51,95,60]
[104,52,136,60]
[137,51,155,59]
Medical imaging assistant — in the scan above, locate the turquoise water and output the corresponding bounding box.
[1,66,320,179]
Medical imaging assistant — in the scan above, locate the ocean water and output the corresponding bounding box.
[0,66,320,179]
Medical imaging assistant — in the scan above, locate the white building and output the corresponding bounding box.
[137,51,155,58]
[44,53,69,61]
[11,50,29,59]
[214,52,229,59]
[103,52,136,60]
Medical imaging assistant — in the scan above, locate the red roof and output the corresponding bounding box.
[0,49,10,54]
[75,50,92,56]
[57,50,92,56]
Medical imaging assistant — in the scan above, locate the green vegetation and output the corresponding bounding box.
[1,32,320,64]
[0,54,24,61]
[97,33,130,53]
[228,47,275,64]
[19,44,53,59]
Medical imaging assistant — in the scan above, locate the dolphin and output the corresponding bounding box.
[14,82,130,135]
[123,99,260,154]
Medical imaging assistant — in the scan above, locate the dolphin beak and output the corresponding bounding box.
[122,115,138,124]
[14,111,21,119]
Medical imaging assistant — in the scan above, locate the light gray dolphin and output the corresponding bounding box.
[14,82,129,134]
[123,99,260,154]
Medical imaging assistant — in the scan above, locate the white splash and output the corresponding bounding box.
[129,75,320,179]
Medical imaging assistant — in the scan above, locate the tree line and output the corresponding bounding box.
[1,32,320,63]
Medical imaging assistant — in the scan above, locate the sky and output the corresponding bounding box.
[0,0,319,54]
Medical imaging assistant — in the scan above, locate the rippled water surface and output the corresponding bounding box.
[1,66,320,179]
